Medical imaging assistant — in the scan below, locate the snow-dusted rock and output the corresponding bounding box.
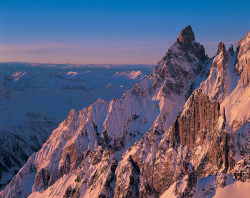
[1,26,249,198]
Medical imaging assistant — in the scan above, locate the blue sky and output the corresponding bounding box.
[0,0,249,64]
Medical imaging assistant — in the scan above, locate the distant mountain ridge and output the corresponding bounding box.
[0,68,149,190]
[0,26,249,198]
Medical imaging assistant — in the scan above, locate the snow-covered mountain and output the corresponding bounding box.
[0,67,151,190]
[1,26,249,198]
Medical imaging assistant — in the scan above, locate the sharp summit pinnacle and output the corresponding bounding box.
[177,25,195,44]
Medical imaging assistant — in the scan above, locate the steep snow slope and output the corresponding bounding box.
[200,42,239,102]
[199,32,250,129]
[0,67,149,190]
[213,181,250,198]
[221,31,250,129]
[1,26,249,198]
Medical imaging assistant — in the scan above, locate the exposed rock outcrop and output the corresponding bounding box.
[177,25,195,45]
[236,30,250,87]
[152,90,228,195]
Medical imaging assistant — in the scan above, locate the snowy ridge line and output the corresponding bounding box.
[0,68,149,190]
[0,26,250,198]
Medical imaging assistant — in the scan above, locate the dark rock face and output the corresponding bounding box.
[229,44,234,55]
[177,25,195,45]
[34,168,50,190]
[152,90,234,195]
[58,143,80,177]
[178,90,220,149]
[114,156,140,198]
[63,186,80,198]
[182,92,230,173]
[215,42,228,80]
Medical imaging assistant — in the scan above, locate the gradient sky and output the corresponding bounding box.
[0,0,250,64]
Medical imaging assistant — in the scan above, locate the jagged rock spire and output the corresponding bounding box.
[218,42,226,54]
[177,25,195,44]
[229,44,234,55]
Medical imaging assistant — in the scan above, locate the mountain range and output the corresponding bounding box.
[0,67,151,190]
[0,25,249,198]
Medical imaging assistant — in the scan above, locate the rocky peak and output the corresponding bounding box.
[177,25,195,45]
[156,25,206,78]
[229,44,234,56]
[153,25,207,99]
[218,42,226,55]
